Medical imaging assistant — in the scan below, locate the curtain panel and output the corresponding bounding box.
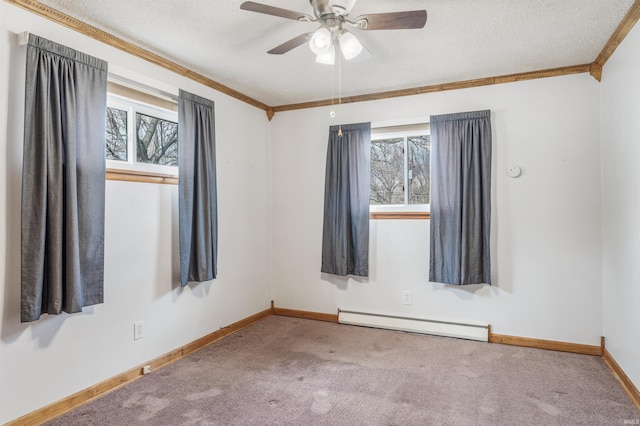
[321,122,371,277]
[21,34,108,322]
[178,90,217,286]
[429,110,492,285]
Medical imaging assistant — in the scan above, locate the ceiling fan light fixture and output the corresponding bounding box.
[309,27,333,55]
[338,30,362,60]
[316,47,335,65]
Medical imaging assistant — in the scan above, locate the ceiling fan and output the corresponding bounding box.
[240,0,427,64]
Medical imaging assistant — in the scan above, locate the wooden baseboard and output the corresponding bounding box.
[273,306,338,323]
[13,304,636,425]
[603,346,640,411]
[280,308,640,412]
[274,309,601,357]
[6,308,273,426]
[489,333,602,356]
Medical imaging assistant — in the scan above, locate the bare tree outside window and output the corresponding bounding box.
[136,113,178,166]
[408,135,430,204]
[106,107,128,161]
[370,138,405,204]
[370,133,430,206]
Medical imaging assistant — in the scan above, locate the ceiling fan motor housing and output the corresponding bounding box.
[310,0,335,18]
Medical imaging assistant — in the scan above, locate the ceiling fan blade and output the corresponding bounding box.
[267,33,313,55]
[355,10,427,30]
[240,1,313,22]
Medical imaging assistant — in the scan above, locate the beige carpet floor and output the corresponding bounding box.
[47,315,639,425]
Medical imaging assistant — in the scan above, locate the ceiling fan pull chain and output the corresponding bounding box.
[330,47,336,118]
[338,45,342,107]
[338,50,343,137]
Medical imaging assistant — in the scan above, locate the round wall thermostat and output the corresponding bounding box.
[508,165,522,178]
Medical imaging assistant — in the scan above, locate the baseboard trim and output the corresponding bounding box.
[273,306,338,323]
[603,346,640,411]
[270,307,603,357]
[489,333,602,356]
[5,307,273,426]
[278,308,640,411]
[12,305,637,424]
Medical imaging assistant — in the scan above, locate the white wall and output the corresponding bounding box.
[5,2,639,423]
[0,3,271,423]
[601,22,640,391]
[269,74,603,346]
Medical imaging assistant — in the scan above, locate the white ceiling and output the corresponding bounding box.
[38,0,635,107]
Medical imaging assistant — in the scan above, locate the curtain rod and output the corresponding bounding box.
[16,31,179,103]
[16,31,29,46]
[371,122,430,135]
[107,73,179,103]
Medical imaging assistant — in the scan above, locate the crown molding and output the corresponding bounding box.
[593,0,640,69]
[6,0,640,119]
[271,64,592,113]
[4,0,270,112]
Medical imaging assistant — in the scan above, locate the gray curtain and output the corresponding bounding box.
[321,122,371,277]
[21,34,108,322]
[429,110,492,285]
[178,90,217,287]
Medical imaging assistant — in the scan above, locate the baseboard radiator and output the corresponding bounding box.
[338,310,489,342]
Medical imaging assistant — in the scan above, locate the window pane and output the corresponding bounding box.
[106,107,128,161]
[408,135,430,204]
[370,138,405,205]
[136,113,178,166]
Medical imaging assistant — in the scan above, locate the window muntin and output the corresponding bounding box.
[106,93,178,174]
[370,129,430,212]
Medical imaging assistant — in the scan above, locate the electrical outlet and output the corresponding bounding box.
[402,290,412,305]
[142,365,151,375]
[134,321,144,340]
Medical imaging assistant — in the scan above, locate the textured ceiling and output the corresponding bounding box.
[38,0,635,107]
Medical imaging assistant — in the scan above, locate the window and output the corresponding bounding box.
[136,112,178,166]
[106,83,178,175]
[370,126,430,213]
[106,106,128,161]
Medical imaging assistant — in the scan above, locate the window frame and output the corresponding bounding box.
[369,128,430,215]
[106,92,179,176]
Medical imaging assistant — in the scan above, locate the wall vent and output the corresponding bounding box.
[338,310,489,342]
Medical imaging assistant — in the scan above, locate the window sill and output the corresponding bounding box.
[106,168,178,185]
[370,211,430,220]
